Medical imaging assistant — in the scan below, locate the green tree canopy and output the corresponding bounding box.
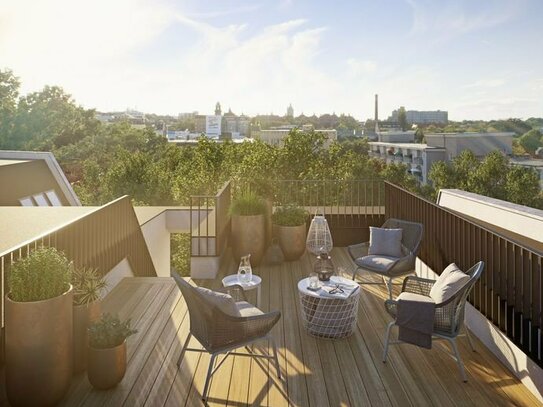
[518,129,543,155]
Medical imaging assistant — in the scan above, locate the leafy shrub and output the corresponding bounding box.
[171,233,191,277]
[9,247,72,302]
[229,190,266,216]
[88,313,137,349]
[272,205,308,226]
[72,267,107,306]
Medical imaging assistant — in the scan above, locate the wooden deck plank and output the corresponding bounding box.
[3,248,539,407]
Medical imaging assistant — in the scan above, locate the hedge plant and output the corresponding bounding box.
[272,204,308,226]
[9,247,72,302]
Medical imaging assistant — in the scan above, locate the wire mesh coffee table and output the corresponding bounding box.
[298,276,361,339]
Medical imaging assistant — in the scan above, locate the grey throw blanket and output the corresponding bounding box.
[396,292,435,349]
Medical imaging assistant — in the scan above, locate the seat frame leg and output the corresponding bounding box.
[382,321,395,363]
[447,337,468,382]
[202,353,217,401]
[270,336,282,380]
[177,333,192,367]
[464,326,475,352]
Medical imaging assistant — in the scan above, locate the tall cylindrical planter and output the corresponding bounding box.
[5,285,73,407]
[73,301,101,373]
[232,214,265,266]
[275,223,307,261]
[88,341,127,390]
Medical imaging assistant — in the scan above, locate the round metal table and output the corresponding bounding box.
[297,276,360,339]
[222,274,262,308]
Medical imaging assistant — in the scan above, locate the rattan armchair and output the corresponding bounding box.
[348,218,423,299]
[172,273,281,401]
[382,261,484,382]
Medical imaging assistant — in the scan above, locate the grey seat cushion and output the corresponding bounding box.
[355,255,399,273]
[236,301,264,317]
[196,286,239,317]
[368,227,403,258]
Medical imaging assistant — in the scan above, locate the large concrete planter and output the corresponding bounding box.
[275,223,307,261]
[5,285,73,407]
[73,300,101,373]
[231,214,266,266]
[88,340,127,390]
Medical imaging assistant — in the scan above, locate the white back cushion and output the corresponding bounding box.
[368,227,403,258]
[430,263,470,304]
[196,286,239,317]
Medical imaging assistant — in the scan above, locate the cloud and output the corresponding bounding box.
[405,0,525,43]
[463,78,506,88]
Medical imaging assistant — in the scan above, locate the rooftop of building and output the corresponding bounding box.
[369,141,445,150]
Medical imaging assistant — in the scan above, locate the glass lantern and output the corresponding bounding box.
[306,215,333,255]
[313,251,335,282]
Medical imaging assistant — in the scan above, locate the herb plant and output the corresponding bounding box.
[9,247,72,302]
[88,313,137,349]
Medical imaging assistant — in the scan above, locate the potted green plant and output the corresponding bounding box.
[272,204,309,260]
[5,247,73,407]
[72,267,107,373]
[87,313,137,390]
[230,190,267,265]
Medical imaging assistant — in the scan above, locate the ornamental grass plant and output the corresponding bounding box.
[9,247,72,302]
[88,313,137,349]
[229,190,266,216]
[72,267,107,306]
[272,204,308,226]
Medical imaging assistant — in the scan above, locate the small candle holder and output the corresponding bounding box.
[313,251,335,282]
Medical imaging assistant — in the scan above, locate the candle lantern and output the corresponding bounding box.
[313,252,335,282]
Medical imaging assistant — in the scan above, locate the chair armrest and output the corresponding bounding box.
[217,284,247,302]
[348,242,370,260]
[401,276,435,296]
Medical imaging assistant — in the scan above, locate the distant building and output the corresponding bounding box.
[389,109,448,125]
[223,109,250,138]
[178,111,198,120]
[425,132,513,159]
[286,104,294,118]
[509,157,543,188]
[215,102,222,116]
[369,132,515,185]
[253,125,337,147]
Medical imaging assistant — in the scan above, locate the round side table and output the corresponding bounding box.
[222,274,262,308]
[297,276,360,339]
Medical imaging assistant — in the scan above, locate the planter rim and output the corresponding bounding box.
[273,222,306,228]
[6,284,73,305]
[231,213,265,218]
[73,299,100,308]
[88,339,127,352]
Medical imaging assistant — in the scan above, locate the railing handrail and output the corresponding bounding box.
[384,181,543,257]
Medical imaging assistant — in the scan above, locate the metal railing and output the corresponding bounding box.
[272,179,385,227]
[385,182,543,366]
[190,181,231,257]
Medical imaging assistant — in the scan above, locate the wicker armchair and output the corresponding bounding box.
[172,273,281,401]
[382,261,484,382]
[348,218,423,299]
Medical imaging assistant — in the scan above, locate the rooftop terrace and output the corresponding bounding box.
[1,249,536,406]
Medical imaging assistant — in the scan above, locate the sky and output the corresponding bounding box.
[1,0,542,121]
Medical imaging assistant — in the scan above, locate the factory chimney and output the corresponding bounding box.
[374,94,381,141]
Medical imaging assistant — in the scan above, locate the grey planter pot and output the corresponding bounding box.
[275,223,307,261]
[88,340,127,390]
[5,285,73,407]
[73,300,101,373]
[231,214,266,266]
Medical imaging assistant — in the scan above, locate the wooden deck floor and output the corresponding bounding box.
[4,248,541,406]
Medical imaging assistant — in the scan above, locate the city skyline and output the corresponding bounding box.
[1,0,542,121]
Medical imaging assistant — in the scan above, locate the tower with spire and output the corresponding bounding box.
[286,103,294,118]
[215,102,222,116]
